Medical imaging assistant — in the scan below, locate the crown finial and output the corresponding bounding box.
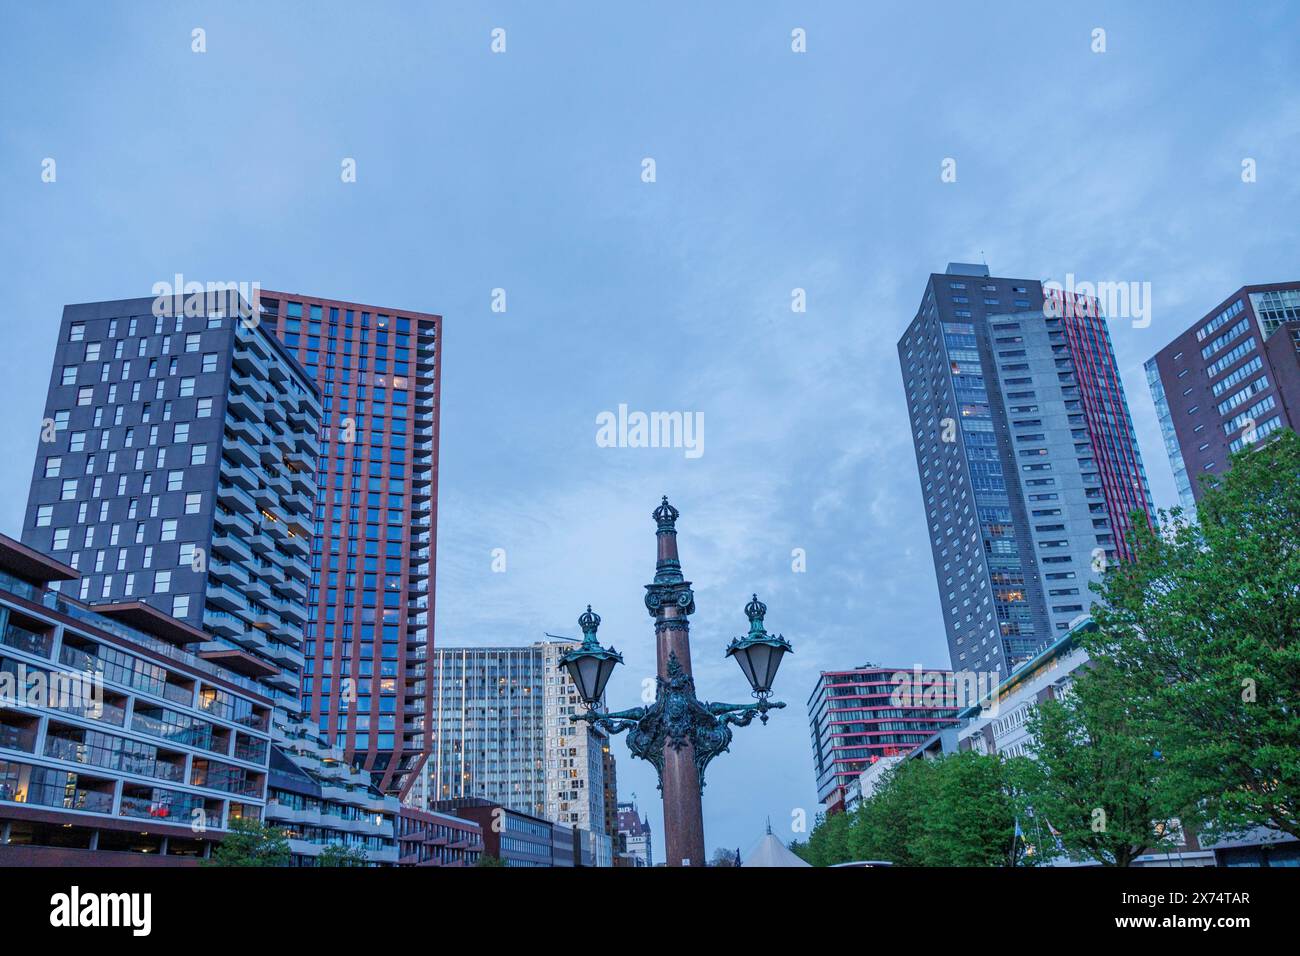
[652,495,680,530]
[745,593,767,624]
[578,604,601,635]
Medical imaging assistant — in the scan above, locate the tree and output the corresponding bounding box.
[709,847,739,867]
[914,752,1036,866]
[206,816,291,867]
[802,752,1036,866]
[317,842,371,867]
[801,809,852,866]
[474,854,507,867]
[1024,660,1183,866]
[1084,428,1300,842]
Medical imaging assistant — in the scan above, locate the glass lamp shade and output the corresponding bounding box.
[726,633,792,697]
[562,605,623,707]
[562,651,620,707]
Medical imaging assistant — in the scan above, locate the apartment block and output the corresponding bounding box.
[1145,283,1300,510]
[17,292,400,864]
[263,291,441,798]
[395,804,483,866]
[807,664,961,810]
[0,533,273,864]
[898,264,1153,676]
[541,640,609,835]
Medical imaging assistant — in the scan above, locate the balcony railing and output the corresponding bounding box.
[1,623,52,658]
[0,723,37,753]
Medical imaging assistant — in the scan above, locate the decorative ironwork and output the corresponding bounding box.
[567,497,791,794]
[574,651,785,792]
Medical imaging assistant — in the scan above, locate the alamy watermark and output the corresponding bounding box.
[0,664,104,717]
[150,274,261,323]
[1042,274,1151,328]
[595,404,704,459]
[891,665,1002,715]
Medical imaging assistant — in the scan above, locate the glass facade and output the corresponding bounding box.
[265,293,440,798]
[899,268,1153,676]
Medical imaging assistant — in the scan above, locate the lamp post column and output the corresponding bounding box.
[646,497,706,867]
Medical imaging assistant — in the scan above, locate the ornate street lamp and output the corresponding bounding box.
[563,497,793,866]
[725,594,793,717]
[558,606,623,707]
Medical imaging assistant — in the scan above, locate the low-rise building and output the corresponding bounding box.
[431,796,555,867]
[0,534,273,864]
[395,805,482,866]
[616,800,654,867]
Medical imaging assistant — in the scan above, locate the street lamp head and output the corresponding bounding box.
[560,605,624,707]
[725,593,793,698]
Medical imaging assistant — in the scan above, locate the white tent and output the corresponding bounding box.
[742,825,811,868]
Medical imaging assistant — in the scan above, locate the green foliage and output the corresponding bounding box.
[317,842,371,867]
[801,809,852,866]
[1084,428,1300,842]
[205,816,291,867]
[803,753,1038,866]
[474,854,508,867]
[1024,660,1182,866]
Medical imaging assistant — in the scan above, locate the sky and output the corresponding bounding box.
[1,1,1298,863]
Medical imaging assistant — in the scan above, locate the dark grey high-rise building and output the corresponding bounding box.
[897,264,1153,676]
[15,291,405,864]
[22,294,320,705]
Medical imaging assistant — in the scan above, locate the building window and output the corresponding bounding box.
[52,527,69,550]
[77,386,94,406]
[60,478,77,500]
[185,492,202,515]
[190,444,208,466]
[153,570,172,593]
[43,457,62,478]
[172,595,190,618]
[161,519,178,541]
[69,322,86,342]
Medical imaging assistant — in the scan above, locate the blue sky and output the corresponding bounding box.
[2,2,1298,862]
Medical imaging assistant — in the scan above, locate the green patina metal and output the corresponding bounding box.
[565,497,792,794]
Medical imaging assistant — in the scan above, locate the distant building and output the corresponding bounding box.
[617,800,654,867]
[431,797,554,867]
[1144,282,1300,512]
[413,641,609,840]
[843,754,905,812]
[541,640,609,835]
[415,644,546,816]
[901,618,1296,867]
[395,805,482,866]
[807,664,961,811]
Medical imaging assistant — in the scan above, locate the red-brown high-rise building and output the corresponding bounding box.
[1145,282,1300,511]
[261,291,441,797]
